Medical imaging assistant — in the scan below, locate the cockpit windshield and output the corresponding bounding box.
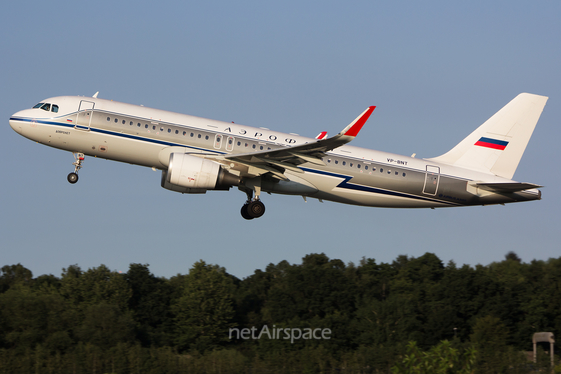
[33,103,59,113]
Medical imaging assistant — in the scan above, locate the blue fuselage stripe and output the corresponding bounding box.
[11,117,225,155]
[300,167,457,205]
[12,116,455,205]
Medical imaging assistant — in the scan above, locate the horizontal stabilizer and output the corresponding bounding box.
[473,182,542,193]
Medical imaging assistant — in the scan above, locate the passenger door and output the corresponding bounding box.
[423,165,440,195]
[76,100,95,131]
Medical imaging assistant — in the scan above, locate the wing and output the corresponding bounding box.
[219,106,375,180]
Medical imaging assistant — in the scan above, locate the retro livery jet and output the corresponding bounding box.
[9,93,547,219]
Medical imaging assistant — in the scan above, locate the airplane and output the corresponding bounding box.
[9,92,548,219]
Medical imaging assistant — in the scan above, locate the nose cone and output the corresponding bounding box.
[9,111,23,135]
[10,109,34,136]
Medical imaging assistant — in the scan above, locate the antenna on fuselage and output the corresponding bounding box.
[92,92,99,98]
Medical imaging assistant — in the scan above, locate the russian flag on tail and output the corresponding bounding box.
[474,137,509,150]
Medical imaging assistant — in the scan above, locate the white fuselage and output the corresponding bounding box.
[9,95,541,212]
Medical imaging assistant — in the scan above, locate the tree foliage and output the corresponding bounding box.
[0,252,560,373]
[173,261,236,352]
[391,341,476,374]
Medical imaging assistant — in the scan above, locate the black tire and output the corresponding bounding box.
[67,172,79,184]
[241,204,254,220]
[247,200,265,218]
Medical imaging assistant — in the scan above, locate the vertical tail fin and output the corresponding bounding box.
[429,93,548,179]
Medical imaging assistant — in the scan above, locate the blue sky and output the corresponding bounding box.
[1,1,560,279]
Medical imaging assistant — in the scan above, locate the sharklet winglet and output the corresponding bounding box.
[340,106,375,138]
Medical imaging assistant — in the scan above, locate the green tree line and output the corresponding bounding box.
[0,252,559,373]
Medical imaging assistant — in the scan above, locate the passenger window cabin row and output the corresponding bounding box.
[236,141,272,151]
[104,115,405,176]
[104,115,273,151]
[106,116,212,139]
[326,158,406,177]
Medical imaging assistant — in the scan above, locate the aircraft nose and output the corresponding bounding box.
[10,109,35,135]
[9,113,22,134]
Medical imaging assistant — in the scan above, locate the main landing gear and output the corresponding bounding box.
[240,181,266,220]
[241,200,266,220]
[67,152,85,184]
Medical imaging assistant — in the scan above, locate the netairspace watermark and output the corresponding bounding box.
[229,325,331,344]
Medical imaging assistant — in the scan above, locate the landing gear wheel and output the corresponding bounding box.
[240,200,266,219]
[239,179,265,220]
[67,172,79,184]
[247,200,265,218]
[241,204,254,220]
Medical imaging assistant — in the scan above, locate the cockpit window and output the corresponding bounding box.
[33,103,58,112]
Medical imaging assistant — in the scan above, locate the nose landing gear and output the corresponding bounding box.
[67,152,85,184]
[67,172,79,184]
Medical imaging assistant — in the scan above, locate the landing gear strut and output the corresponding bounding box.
[240,181,266,220]
[68,152,85,184]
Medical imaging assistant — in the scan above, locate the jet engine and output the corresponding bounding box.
[161,153,239,193]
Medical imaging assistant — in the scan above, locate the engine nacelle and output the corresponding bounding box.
[161,153,239,193]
